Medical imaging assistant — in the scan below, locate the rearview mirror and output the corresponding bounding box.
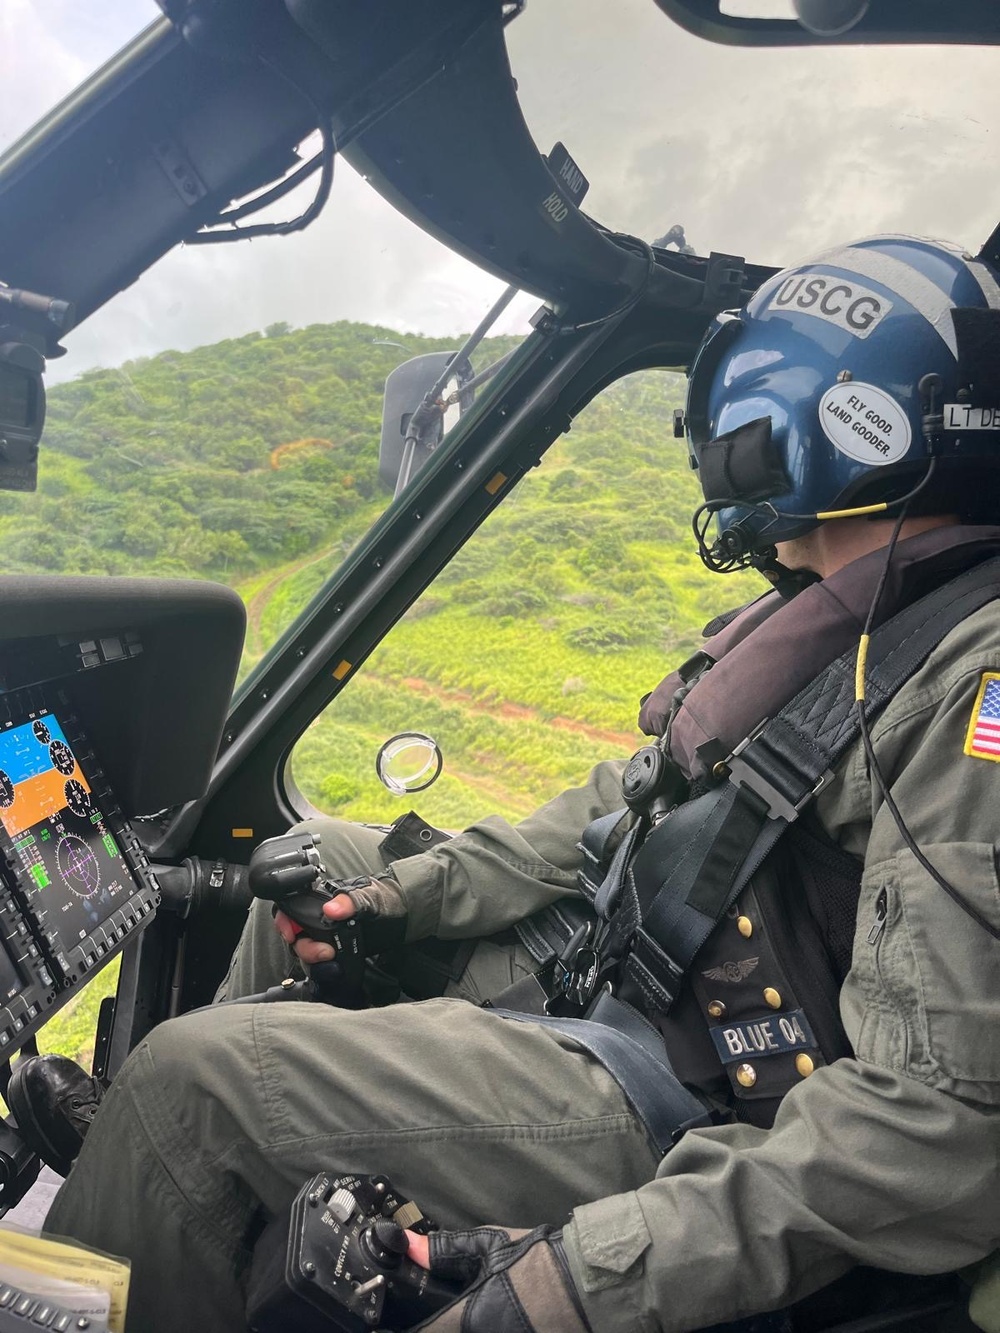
[379,351,473,496]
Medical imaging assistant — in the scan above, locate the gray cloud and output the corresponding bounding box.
[506,3,999,258]
[0,1,158,148]
[5,0,998,381]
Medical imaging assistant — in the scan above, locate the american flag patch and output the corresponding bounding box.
[965,673,1000,762]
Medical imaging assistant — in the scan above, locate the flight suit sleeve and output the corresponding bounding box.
[388,759,628,940]
[560,621,1000,1332]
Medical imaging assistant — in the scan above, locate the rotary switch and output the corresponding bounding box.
[327,1187,358,1224]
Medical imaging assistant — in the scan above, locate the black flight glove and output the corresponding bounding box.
[408,1224,593,1333]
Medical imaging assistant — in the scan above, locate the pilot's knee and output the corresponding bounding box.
[134,1006,258,1119]
[289,815,359,852]
[244,894,279,936]
[286,817,365,890]
[139,1013,212,1094]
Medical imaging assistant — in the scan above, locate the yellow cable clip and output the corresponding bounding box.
[855,633,870,702]
[815,502,889,521]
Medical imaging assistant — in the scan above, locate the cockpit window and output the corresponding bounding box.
[0,3,162,156]
[1,13,539,678]
[1,2,997,687]
[504,2,999,256]
[0,290,536,686]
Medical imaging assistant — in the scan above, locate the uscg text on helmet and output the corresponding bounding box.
[765,273,892,340]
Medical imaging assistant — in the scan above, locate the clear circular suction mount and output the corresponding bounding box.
[375,732,443,796]
[793,0,868,35]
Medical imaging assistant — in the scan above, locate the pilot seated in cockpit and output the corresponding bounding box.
[30,234,1000,1333]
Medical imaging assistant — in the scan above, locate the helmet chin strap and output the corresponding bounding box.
[749,548,822,600]
[694,456,940,588]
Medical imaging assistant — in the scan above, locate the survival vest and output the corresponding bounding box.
[500,537,1000,1150]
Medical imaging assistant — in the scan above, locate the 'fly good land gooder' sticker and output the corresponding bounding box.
[764,273,892,339]
[818,382,912,466]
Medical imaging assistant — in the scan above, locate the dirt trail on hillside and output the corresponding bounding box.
[382,675,641,752]
[244,545,339,657]
[243,559,642,757]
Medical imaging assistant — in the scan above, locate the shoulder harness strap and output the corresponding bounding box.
[590,555,1000,1017]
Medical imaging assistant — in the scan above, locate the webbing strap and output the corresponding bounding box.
[743,558,1000,803]
[577,806,631,902]
[492,992,711,1155]
[622,786,781,1013]
[610,556,1000,1014]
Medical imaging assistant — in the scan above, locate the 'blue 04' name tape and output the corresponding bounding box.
[710,1009,816,1063]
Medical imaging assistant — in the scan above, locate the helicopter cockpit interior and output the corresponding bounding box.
[0,0,998,1327]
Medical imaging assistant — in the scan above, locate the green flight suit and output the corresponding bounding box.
[46,603,1000,1333]
[212,758,629,1005]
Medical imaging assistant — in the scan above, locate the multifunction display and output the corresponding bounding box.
[0,692,159,1056]
[0,715,134,955]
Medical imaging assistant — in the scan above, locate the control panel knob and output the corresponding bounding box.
[360,1218,408,1269]
[373,1219,408,1255]
[327,1187,357,1224]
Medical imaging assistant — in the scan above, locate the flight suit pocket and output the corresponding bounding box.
[895,841,1000,1099]
[568,1191,652,1292]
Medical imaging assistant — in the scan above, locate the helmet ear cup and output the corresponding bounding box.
[684,315,742,449]
[695,417,791,507]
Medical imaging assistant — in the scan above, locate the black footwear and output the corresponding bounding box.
[6,1054,105,1177]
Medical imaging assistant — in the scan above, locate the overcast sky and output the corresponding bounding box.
[2,0,998,382]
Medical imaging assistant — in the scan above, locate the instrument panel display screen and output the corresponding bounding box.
[0,713,136,953]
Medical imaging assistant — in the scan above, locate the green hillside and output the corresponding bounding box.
[2,322,467,586]
[5,321,765,1062]
[289,370,762,827]
[3,319,762,827]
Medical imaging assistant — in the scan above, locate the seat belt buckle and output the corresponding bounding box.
[724,725,833,823]
[547,923,614,1015]
[562,946,604,1009]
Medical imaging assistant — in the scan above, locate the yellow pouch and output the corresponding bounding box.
[0,1226,130,1331]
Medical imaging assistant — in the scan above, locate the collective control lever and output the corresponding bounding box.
[247,832,367,1000]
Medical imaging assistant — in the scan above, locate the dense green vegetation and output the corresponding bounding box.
[35,959,120,1070]
[4,319,762,1061]
[290,373,760,827]
[1,321,489,585]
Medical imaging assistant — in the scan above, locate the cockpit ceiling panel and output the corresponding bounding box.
[299,0,651,317]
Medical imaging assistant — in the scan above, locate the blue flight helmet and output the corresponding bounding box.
[684,235,1000,574]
